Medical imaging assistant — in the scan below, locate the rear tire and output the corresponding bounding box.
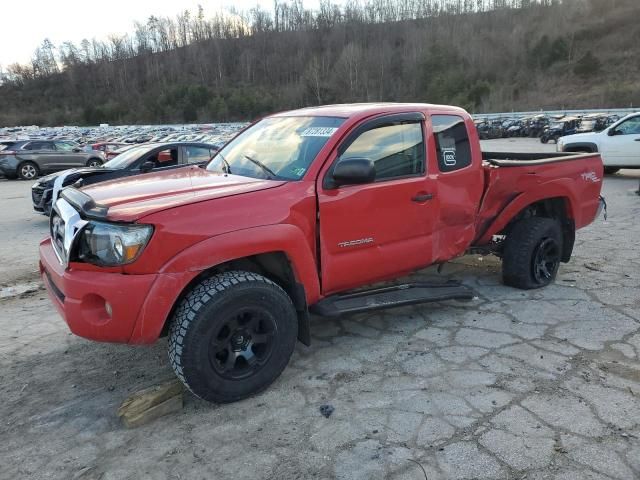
[18,161,39,180]
[87,158,103,167]
[604,167,620,175]
[168,271,298,403]
[502,217,562,290]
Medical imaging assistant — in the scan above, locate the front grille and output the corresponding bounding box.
[32,186,45,204]
[50,212,66,260]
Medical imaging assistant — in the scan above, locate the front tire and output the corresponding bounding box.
[502,217,562,290]
[18,161,39,180]
[168,271,298,403]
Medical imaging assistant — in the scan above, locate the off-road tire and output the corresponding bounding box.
[502,217,562,290]
[18,161,39,180]
[604,167,620,175]
[168,271,298,403]
[86,158,103,167]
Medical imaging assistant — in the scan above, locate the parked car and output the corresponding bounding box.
[31,142,218,215]
[91,142,128,155]
[0,140,104,180]
[540,117,580,143]
[557,112,640,174]
[105,144,135,161]
[40,103,604,403]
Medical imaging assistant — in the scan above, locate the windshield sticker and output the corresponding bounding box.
[300,127,338,137]
[292,167,307,177]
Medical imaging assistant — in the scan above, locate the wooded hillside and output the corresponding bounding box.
[0,0,638,126]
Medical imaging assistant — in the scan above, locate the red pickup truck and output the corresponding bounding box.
[40,103,604,403]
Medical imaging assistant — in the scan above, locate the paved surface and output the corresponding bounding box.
[1,140,640,479]
[0,177,48,286]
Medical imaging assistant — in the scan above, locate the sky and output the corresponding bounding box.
[0,0,310,67]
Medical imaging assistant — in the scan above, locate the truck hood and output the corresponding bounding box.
[79,165,286,222]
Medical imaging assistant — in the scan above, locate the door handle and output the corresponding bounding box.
[412,193,434,202]
[634,138,640,141]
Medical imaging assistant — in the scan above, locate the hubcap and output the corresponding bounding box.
[532,237,560,283]
[209,309,276,380]
[89,161,101,167]
[22,165,36,179]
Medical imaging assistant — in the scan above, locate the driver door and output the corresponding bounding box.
[317,113,439,295]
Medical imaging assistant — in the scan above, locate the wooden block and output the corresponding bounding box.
[117,379,184,428]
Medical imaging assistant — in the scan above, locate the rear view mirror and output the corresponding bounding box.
[140,161,155,172]
[331,157,376,187]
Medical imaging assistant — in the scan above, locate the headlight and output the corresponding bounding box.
[75,221,153,266]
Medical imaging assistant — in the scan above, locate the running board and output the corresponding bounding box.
[310,282,474,317]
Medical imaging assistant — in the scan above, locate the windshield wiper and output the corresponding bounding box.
[243,154,278,180]
[210,151,232,174]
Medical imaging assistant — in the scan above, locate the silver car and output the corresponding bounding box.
[0,140,104,180]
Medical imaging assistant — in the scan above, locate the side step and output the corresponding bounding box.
[310,282,474,317]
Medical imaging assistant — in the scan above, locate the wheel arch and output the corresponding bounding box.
[477,187,577,262]
[147,224,319,346]
[158,251,312,346]
[562,141,598,153]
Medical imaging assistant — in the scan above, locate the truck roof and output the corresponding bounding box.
[273,103,468,119]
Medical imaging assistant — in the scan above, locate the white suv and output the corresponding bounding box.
[558,113,640,174]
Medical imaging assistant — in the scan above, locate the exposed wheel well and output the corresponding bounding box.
[500,197,575,263]
[160,251,311,344]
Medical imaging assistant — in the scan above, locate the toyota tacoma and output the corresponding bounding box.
[40,103,605,403]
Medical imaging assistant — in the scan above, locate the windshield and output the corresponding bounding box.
[103,145,153,169]
[206,116,344,180]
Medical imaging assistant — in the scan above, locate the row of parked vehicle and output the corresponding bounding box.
[474,113,620,143]
[0,123,245,180]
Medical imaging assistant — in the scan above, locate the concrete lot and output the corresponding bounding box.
[0,139,639,479]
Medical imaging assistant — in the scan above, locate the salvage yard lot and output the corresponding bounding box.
[1,139,639,480]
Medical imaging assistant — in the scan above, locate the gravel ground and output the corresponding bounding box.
[1,139,639,479]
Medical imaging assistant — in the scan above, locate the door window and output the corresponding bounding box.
[614,116,640,135]
[153,148,179,167]
[432,115,472,172]
[54,141,78,151]
[340,122,424,180]
[24,141,54,151]
[185,146,214,164]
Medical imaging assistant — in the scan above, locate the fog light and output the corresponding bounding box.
[105,302,113,317]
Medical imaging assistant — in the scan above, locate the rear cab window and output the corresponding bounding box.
[432,115,472,172]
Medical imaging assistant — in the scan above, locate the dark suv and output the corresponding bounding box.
[32,142,218,215]
[0,140,104,180]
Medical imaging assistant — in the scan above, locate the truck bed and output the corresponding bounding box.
[473,150,603,245]
[482,151,594,167]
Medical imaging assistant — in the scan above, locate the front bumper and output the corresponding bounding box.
[40,238,159,343]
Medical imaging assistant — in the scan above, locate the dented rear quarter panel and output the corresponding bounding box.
[474,153,604,245]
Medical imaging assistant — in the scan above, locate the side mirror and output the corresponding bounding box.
[140,161,155,172]
[330,157,376,188]
[73,147,82,153]
[607,128,618,136]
